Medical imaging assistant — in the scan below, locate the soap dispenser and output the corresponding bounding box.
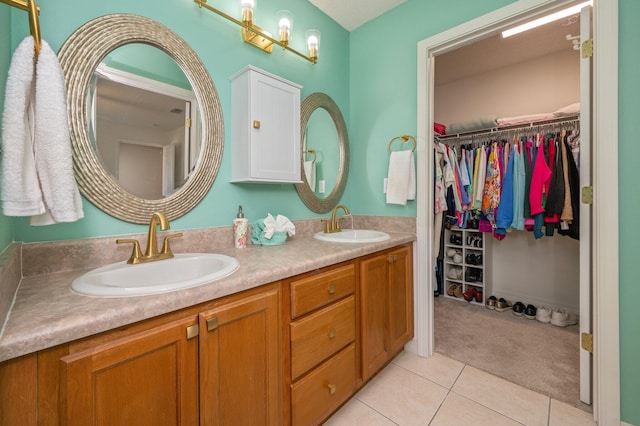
[233,205,248,248]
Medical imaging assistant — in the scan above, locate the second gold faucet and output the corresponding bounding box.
[117,212,183,264]
[322,204,351,233]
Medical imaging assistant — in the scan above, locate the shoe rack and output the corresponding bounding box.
[443,227,488,304]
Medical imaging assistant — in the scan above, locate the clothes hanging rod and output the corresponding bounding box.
[435,115,580,142]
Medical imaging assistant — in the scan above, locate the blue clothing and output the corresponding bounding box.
[495,146,515,235]
[511,145,526,230]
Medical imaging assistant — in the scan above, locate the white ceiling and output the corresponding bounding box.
[309,0,406,31]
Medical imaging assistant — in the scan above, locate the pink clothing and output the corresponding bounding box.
[529,139,552,216]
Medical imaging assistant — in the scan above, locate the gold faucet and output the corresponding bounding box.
[116,212,183,264]
[322,204,351,233]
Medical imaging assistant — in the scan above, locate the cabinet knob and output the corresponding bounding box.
[327,383,337,395]
[253,120,261,129]
[328,327,336,339]
[328,284,336,295]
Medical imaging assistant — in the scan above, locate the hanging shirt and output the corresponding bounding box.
[495,144,515,235]
[511,142,526,230]
[481,143,501,222]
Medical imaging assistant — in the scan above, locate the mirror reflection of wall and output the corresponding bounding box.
[304,107,339,199]
[87,43,201,200]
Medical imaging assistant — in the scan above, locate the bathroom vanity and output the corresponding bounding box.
[0,233,414,425]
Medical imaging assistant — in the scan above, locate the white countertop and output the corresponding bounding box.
[0,233,415,362]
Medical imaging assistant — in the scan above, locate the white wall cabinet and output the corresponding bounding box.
[231,65,302,183]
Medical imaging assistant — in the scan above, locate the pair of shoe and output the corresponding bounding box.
[447,284,463,298]
[466,234,483,248]
[550,309,578,327]
[446,249,463,264]
[447,266,462,280]
[465,253,483,265]
[486,295,510,311]
[450,233,462,245]
[463,287,483,303]
[465,267,482,282]
[512,302,537,319]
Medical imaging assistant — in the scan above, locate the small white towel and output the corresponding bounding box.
[1,36,44,216]
[30,39,84,225]
[303,160,316,191]
[386,150,415,205]
[262,213,296,239]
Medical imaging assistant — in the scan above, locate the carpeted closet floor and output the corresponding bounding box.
[434,296,590,412]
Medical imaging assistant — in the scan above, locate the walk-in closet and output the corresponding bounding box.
[430,5,591,411]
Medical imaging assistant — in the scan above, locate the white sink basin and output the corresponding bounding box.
[314,229,390,243]
[72,253,239,297]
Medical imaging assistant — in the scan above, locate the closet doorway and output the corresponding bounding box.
[415,1,620,424]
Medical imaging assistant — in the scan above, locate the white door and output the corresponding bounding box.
[579,4,593,405]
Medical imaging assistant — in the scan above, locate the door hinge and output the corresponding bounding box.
[581,186,593,205]
[186,324,199,340]
[581,332,593,353]
[186,118,192,128]
[582,39,593,58]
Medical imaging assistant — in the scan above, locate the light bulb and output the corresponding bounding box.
[241,0,255,25]
[305,29,320,62]
[278,10,293,45]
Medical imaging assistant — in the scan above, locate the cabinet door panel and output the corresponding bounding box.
[59,316,198,426]
[360,255,389,381]
[199,288,280,425]
[388,246,414,355]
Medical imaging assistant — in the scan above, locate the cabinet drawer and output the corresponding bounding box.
[290,296,355,380]
[290,264,355,318]
[291,343,356,426]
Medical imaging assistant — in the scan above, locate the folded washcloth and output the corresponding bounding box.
[386,150,415,206]
[263,213,296,239]
[1,36,44,217]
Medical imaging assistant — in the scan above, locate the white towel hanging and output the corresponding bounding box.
[386,150,415,205]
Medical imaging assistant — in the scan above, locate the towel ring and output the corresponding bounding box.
[388,135,416,153]
[303,149,317,163]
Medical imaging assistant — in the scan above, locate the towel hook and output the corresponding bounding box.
[388,135,416,153]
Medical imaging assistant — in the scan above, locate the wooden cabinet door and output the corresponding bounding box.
[59,316,199,426]
[388,245,414,356]
[199,286,281,425]
[359,254,389,382]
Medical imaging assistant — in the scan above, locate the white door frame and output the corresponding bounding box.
[414,0,619,424]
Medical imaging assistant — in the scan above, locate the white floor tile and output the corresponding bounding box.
[431,392,523,426]
[392,351,464,389]
[355,363,449,425]
[549,399,596,426]
[324,398,397,425]
[452,366,550,426]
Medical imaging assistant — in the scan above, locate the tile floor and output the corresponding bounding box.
[324,351,595,426]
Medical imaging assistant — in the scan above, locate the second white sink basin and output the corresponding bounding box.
[314,229,390,243]
[72,253,239,297]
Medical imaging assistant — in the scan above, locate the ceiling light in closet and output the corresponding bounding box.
[501,1,592,38]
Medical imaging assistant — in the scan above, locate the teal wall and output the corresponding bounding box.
[617,0,640,423]
[0,0,350,243]
[0,5,13,249]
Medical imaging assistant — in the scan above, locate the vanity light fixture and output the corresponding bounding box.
[501,0,592,38]
[195,0,319,64]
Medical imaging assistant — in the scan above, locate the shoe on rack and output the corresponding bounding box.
[536,306,552,323]
[474,291,483,303]
[463,287,477,302]
[447,285,456,297]
[512,301,525,316]
[453,284,463,298]
[524,304,537,319]
[485,295,497,310]
[494,298,512,312]
[550,309,578,327]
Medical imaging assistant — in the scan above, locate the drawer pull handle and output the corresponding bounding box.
[328,284,336,295]
[327,383,337,395]
[207,317,219,332]
[328,328,336,339]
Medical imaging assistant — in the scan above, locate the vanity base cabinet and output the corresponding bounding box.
[58,316,199,426]
[199,286,281,425]
[360,244,414,382]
